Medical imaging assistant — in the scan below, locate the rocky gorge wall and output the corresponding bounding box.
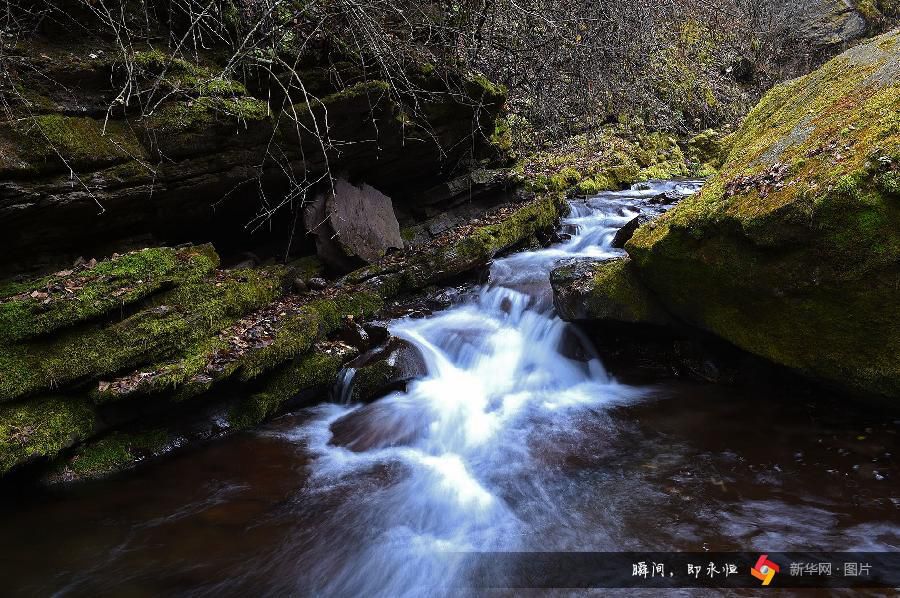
[552,29,900,401]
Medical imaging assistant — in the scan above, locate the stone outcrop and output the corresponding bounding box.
[0,36,506,277]
[0,190,566,481]
[554,30,900,399]
[611,214,654,248]
[304,179,404,272]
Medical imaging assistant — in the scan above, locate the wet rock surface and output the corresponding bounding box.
[611,213,654,248]
[342,336,429,403]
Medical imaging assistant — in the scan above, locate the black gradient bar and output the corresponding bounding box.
[453,552,900,588]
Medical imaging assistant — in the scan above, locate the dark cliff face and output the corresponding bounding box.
[0,4,507,276]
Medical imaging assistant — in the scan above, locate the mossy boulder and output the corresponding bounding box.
[625,30,900,398]
[551,258,673,325]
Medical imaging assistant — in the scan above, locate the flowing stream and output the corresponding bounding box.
[294,180,704,595]
[2,181,898,596]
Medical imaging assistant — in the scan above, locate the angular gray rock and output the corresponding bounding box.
[304,178,404,271]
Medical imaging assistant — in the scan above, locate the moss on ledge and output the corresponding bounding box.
[131,49,248,97]
[0,115,148,176]
[347,192,568,296]
[44,428,171,484]
[95,288,383,404]
[0,396,97,476]
[0,245,218,344]
[0,267,284,402]
[228,342,358,430]
[514,126,691,195]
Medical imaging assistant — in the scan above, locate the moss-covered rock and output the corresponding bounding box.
[228,342,358,429]
[551,258,673,325]
[515,126,690,195]
[0,396,97,475]
[346,192,568,295]
[0,266,284,402]
[95,289,382,403]
[44,428,172,484]
[684,129,730,177]
[626,29,900,398]
[0,114,147,177]
[0,245,218,343]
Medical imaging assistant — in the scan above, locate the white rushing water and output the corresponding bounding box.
[288,180,703,596]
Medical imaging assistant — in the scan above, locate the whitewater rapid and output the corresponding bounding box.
[287,180,703,596]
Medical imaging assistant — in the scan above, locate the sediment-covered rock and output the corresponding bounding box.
[621,30,900,398]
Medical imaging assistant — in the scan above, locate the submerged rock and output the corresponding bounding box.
[623,30,900,399]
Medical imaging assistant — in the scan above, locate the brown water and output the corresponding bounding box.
[1,382,897,596]
[1,182,898,596]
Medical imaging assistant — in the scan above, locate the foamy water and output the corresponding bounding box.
[289,180,703,596]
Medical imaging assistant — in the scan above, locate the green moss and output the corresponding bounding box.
[0,267,284,402]
[490,115,514,153]
[53,428,169,481]
[229,345,356,430]
[144,95,268,134]
[319,80,391,106]
[349,360,395,403]
[95,287,383,403]
[551,258,672,324]
[0,396,96,475]
[464,72,507,101]
[131,49,247,96]
[0,245,218,344]
[517,125,694,194]
[626,30,900,398]
[288,255,325,279]
[2,114,147,175]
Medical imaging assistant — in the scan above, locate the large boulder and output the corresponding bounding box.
[303,179,404,272]
[622,29,900,398]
